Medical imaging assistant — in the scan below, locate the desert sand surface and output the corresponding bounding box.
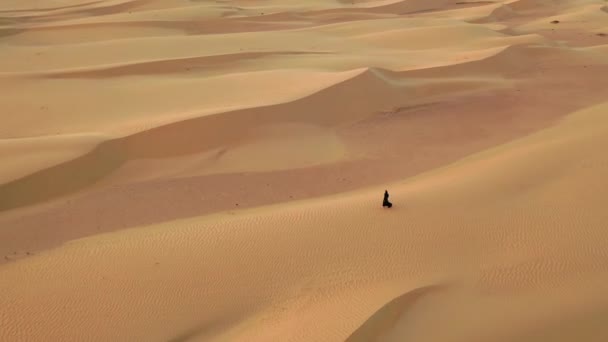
[1,0,608,341]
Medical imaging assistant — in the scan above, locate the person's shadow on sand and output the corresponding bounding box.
[382,190,392,208]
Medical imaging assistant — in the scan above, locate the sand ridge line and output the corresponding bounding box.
[2,41,608,258]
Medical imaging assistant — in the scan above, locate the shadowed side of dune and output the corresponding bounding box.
[314,0,495,16]
[7,14,322,41]
[0,1,103,13]
[0,68,391,210]
[122,43,608,159]
[3,41,607,211]
[0,139,126,211]
[44,51,330,79]
[346,285,444,342]
[0,28,24,37]
[10,0,150,20]
[120,68,403,158]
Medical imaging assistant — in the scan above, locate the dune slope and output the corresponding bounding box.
[2,100,608,342]
[1,0,608,341]
[2,1,608,257]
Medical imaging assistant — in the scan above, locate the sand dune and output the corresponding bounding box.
[2,100,608,341]
[1,0,608,341]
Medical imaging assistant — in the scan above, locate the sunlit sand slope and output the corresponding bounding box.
[1,0,608,260]
[1,1,608,341]
[2,101,608,341]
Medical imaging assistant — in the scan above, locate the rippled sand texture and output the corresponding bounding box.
[1,0,608,341]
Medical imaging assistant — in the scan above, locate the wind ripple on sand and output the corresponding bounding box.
[2,0,608,341]
[2,102,608,341]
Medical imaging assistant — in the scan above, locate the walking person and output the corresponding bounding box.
[382,190,392,208]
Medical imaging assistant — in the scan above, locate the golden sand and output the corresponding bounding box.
[1,0,608,341]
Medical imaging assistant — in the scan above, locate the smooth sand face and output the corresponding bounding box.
[1,0,608,341]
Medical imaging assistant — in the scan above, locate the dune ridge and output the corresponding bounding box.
[2,100,608,341]
[2,40,607,214]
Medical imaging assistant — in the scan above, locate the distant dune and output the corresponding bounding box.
[1,0,608,341]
